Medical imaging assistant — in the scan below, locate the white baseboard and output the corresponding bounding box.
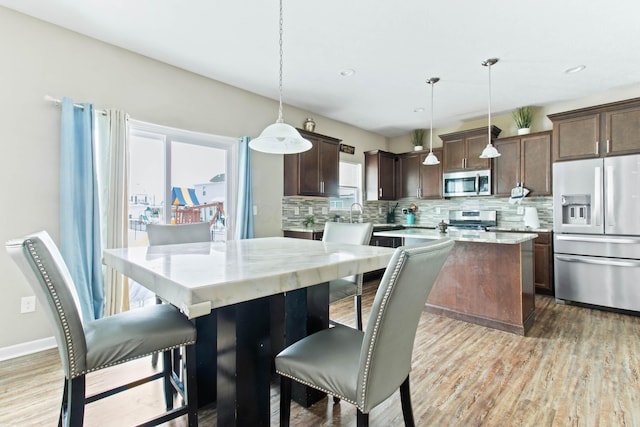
[0,337,57,362]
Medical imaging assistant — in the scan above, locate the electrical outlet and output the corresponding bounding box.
[294,207,300,215]
[21,296,36,313]
[517,206,524,215]
[253,205,258,215]
[378,207,382,214]
[435,207,441,214]
[322,207,328,214]
[308,207,313,215]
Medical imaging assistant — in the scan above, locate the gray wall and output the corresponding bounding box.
[0,7,387,351]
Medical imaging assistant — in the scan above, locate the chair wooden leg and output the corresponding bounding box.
[333,396,340,404]
[356,409,369,427]
[163,350,174,410]
[399,375,416,427]
[280,376,292,427]
[184,345,198,427]
[355,294,363,330]
[59,375,85,427]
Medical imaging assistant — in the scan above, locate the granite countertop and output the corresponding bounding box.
[374,228,538,244]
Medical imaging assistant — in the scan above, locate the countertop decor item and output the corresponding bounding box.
[249,0,312,154]
[513,106,532,135]
[479,58,501,159]
[410,128,425,151]
[302,215,315,227]
[423,77,441,165]
[438,220,448,233]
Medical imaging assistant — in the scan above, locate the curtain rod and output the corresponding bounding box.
[44,95,107,116]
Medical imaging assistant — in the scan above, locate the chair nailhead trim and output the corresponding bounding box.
[276,370,358,407]
[359,250,407,410]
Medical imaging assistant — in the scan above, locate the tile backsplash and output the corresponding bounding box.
[282,196,553,229]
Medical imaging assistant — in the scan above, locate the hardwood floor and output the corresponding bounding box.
[2,279,640,426]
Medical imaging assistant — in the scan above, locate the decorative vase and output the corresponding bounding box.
[413,145,424,151]
[517,128,531,135]
[303,118,316,132]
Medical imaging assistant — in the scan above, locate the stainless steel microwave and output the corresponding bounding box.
[443,169,492,197]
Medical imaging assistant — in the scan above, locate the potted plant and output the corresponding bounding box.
[410,129,425,151]
[512,106,533,135]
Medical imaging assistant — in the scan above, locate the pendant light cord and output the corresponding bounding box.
[487,61,492,144]
[277,0,284,123]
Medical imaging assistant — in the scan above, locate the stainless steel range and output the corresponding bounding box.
[553,154,640,312]
[448,210,497,231]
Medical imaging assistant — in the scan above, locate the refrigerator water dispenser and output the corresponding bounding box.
[561,194,591,225]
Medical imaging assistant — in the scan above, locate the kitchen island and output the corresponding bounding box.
[374,229,538,335]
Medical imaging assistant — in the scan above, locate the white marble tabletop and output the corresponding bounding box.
[374,228,538,244]
[103,237,394,318]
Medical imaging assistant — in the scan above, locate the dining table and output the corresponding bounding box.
[102,236,395,426]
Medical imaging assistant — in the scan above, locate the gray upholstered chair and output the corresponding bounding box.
[276,238,454,427]
[146,222,211,246]
[146,222,210,367]
[6,231,198,427]
[322,222,374,330]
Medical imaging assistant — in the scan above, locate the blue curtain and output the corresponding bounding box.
[234,136,255,239]
[60,97,104,321]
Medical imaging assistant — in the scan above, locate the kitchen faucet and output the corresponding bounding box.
[350,203,363,223]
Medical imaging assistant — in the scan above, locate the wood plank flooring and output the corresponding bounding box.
[1,279,640,426]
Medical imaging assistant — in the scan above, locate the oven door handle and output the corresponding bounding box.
[555,255,640,268]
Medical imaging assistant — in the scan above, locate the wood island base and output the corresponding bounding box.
[424,240,535,336]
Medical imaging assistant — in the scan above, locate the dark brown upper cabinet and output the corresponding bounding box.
[441,126,502,172]
[364,150,396,201]
[284,129,340,197]
[396,149,443,199]
[493,131,552,196]
[548,97,640,162]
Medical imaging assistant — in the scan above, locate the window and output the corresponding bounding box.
[330,161,362,210]
[127,121,237,307]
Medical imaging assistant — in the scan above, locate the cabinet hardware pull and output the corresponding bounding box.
[607,139,610,153]
[379,188,382,198]
[595,141,599,156]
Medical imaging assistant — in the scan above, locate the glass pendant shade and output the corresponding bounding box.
[422,77,440,165]
[249,122,312,154]
[423,151,440,165]
[479,58,501,159]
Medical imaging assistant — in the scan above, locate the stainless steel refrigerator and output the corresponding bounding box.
[553,154,640,311]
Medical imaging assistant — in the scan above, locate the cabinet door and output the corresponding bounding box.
[443,138,465,172]
[553,114,600,161]
[298,141,321,195]
[419,149,443,199]
[534,239,553,293]
[521,132,552,195]
[398,153,420,199]
[319,140,339,196]
[466,134,491,170]
[493,137,521,196]
[378,152,396,200]
[604,106,640,156]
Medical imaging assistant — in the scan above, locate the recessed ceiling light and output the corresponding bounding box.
[339,68,356,77]
[414,107,425,113]
[564,65,586,74]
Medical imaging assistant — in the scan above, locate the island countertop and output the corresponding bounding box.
[374,228,537,244]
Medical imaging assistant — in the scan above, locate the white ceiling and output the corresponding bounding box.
[4,0,640,137]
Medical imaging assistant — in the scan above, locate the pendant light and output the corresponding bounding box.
[423,77,440,165]
[249,0,312,154]
[479,58,501,159]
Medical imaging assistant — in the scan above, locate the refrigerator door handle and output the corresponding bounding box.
[594,166,602,226]
[556,235,640,244]
[556,255,640,268]
[606,166,615,227]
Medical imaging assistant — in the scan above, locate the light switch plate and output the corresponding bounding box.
[294,207,300,215]
[308,207,313,215]
[322,207,328,214]
[517,206,524,215]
